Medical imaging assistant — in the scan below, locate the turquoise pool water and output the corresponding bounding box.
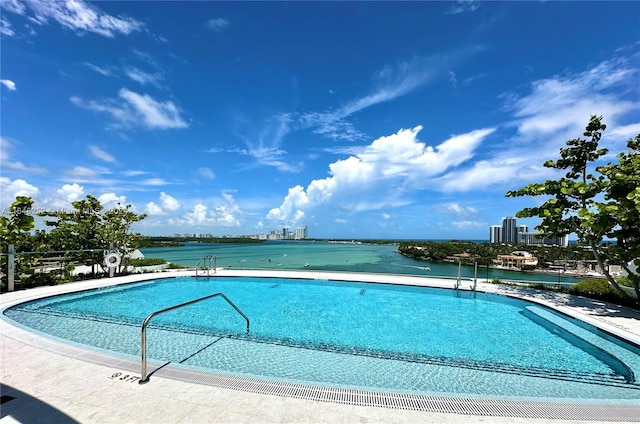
[4,276,640,401]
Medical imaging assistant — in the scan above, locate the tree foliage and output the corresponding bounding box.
[1,195,147,289]
[0,196,35,252]
[39,195,147,270]
[506,116,639,302]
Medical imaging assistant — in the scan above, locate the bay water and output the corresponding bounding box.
[140,240,581,284]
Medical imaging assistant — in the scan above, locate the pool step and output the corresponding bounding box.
[521,306,635,384]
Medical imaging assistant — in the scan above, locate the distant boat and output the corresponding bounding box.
[276,262,282,267]
[424,266,431,271]
[259,258,264,262]
[283,253,288,257]
[304,263,310,268]
[240,259,246,263]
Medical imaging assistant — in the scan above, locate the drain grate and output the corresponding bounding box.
[154,365,640,421]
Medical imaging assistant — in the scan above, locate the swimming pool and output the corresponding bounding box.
[3,275,640,405]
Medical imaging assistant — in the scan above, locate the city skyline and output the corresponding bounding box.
[1,1,638,239]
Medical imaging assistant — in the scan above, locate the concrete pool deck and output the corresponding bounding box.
[1,269,639,423]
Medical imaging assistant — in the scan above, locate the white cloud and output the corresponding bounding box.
[1,137,48,174]
[71,88,188,130]
[1,17,15,36]
[206,18,230,32]
[64,166,103,182]
[57,183,84,202]
[267,126,495,225]
[448,71,458,88]
[0,79,16,91]
[84,62,116,77]
[173,192,241,228]
[609,123,640,140]
[98,193,126,209]
[452,220,485,229]
[445,1,481,15]
[0,177,39,210]
[124,67,164,88]
[6,0,144,38]
[139,178,169,186]
[237,49,475,170]
[89,145,116,163]
[434,203,477,217]
[440,54,640,192]
[160,192,180,212]
[146,192,181,216]
[197,167,215,180]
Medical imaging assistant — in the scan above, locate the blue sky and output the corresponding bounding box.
[1,1,639,240]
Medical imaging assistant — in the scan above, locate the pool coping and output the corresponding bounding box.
[2,269,640,423]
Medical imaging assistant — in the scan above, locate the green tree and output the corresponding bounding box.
[41,195,105,268]
[506,116,639,302]
[0,196,35,251]
[1,196,36,289]
[101,203,147,268]
[591,135,640,298]
[39,195,147,273]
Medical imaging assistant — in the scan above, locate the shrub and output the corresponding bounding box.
[616,276,633,287]
[569,278,615,296]
[21,272,59,288]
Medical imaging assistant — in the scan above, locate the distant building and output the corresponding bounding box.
[502,217,518,243]
[489,225,502,244]
[493,252,538,270]
[490,217,568,246]
[295,226,308,240]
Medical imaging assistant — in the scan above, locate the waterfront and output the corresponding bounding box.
[140,240,583,284]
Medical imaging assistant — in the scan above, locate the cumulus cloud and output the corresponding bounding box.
[57,183,84,203]
[267,125,495,225]
[71,88,188,130]
[0,79,16,91]
[170,191,241,228]
[3,0,144,38]
[89,145,116,163]
[145,192,180,215]
[0,177,40,210]
[98,193,126,209]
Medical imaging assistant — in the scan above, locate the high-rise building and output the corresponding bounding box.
[502,217,518,243]
[490,216,570,246]
[295,225,308,240]
[489,225,502,244]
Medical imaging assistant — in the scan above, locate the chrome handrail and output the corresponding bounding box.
[196,254,216,276]
[139,292,249,384]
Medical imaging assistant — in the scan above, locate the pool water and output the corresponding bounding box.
[4,276,640,401]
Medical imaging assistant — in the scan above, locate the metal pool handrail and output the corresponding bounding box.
[139,292,250,384]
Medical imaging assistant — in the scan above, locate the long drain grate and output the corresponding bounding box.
[156,365,640,421]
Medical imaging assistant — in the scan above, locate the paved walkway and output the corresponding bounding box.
[1,270,639,423]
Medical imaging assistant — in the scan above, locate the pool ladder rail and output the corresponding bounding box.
[455,260,478,292]
[139,292,250,384]
[196,255,217,276]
